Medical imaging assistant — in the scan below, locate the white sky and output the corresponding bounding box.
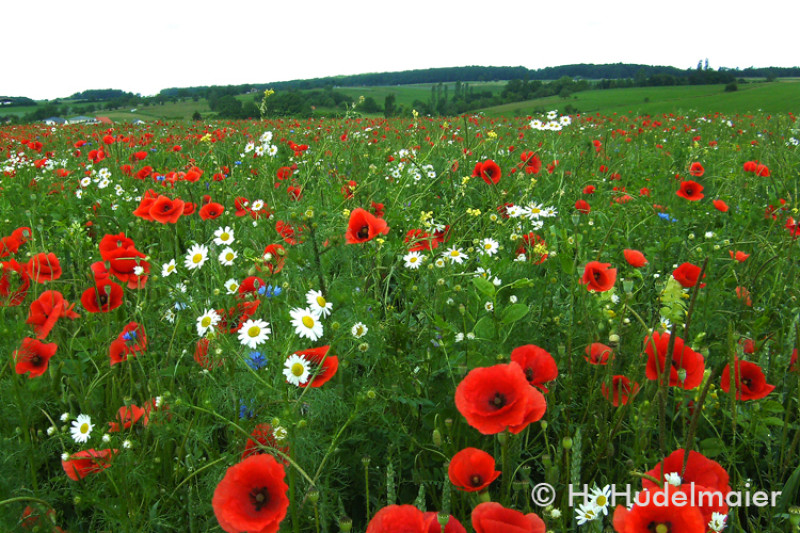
[3,0,797,100]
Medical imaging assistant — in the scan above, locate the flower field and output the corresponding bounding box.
[2,110,800,532]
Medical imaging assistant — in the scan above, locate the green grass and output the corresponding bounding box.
[481,81,800,117]
[334,82,507,110]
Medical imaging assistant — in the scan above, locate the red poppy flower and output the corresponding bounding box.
[448,447,501,492]
[0,235,20,258]
[423,512,466,533]
[109,322,147,366]
[212,454,289,533]
[644,332,705,389]
[26,252,62,283]
[515,233,548,264]
[623,249,647,268]
[289,346,339,388]
[602,375,639,406]
[217,300,261,334]
[455,362,546,435]
[275,220,305,245]
[62,449,117,481]
[510,344,558,393]
[735,286,752,306]
[102,241,149,289]
[472,502,545,533]
[612,485,705,533]
[581,261,617,292]
[729,250,749,262]
[473,160,502,185]
[194,338,224,369]
[790,349,797,372]
[12,226,32,245]
[370,201,385,218]
[108,404,148,432]
[258,244,286,275]
[642,450,731,495]
[755,164,770,177]
[26,290,80,339]
[743,161,757,173]
[583,185,596,194]
[713,199,729,212]
[672,262,705,289]
[405,229,438,252]
[132,189,159,221]
[276,166,293,181]
[345,208,390,244]
[0,259,31,306]
[81,279,124,313]
[575,199,591,214]
[149,195,185,224]
[367,505,434,533]
[238,276,265,298]
[520,151,541,174]
[14,337,58,378]
[242,423,290,463]
[676,180,704,201]
[200,202,225,220]
[720,357,774,400]
[585,343,613,365]
[689,162,704,177]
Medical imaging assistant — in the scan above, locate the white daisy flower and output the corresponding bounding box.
[444,247,468,265]
[184,244,209,271]
[403,251,424,269]
[506,205,524,218]
[306,290,333,318]
[273,426,288,441]
[218,247,237,266]
[238,318,271,348]
[267,145,278,157]
[196,309,221,336]
[575,502,600,525]
[434,258,446,268]
[283,354,311,386]
[479,238,499,256]
[70,414,93,444]
[75,190,83,199]
[80,176,92,187]
[224,278,240,294]
[260,131,273,144]
[708,512,727,532]
[290,307,324,341]
[351,322,368,338]
[523,203,545,220]
[589,485,612,516]
[244,141,255,153]
[213,226,235,246]
[251,199,265,212]
[98,178,111,189]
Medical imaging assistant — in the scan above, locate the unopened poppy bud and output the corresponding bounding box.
[562,437,573,450]
[74,496,81,505]
[307,487,319,503]
[247,266,257,276]
[542,454,552,467]
[677,368,687,382]
[458,304,465,315]
[623,279,634,293]
[338,516,352,532]
[445,418,453,430]
[541,420,548,430]
[497,432,507,445]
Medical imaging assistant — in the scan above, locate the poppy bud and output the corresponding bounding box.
[432,429,442,447]
[623,279,634,293]
[562,437,573,450]
[338,516,352,532]
[542,454,552,467]
[541,420,548,430]
[307,487,319,503]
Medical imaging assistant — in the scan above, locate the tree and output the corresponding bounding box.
[192,110,202,121]
[384,94,395,118]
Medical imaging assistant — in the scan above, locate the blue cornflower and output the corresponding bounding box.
[122,330,137,341]
[247,352,266,370]
[658,212,677,222]
[239,399,255,419]
[262,285,282,298]
[235,161,242,165]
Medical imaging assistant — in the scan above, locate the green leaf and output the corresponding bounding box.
[501,304,529,324]
[559,251,574,275]
[473,316,495,340]
[760,416,785,427]
[472,277,496,297]
[698,438,726,458]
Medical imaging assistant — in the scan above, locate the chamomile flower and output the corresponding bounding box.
[184,244,209,271]
[306,289,333,318]
[434,258,446,268]
[484,302,494,312]
[479,238,499,256]
[260,131,273,144]
[213,226,235,246]
[70,414,93,444]
[244,141,255,153]
[351,322,368,338]
[80,176,92,187]
[708,512,727,532]
[224,278,240,294]
[218,247,238,266]
[575,502,600,525]
[444,247,468,265]
[589,485,612,515]
[403,251,424,269]
[238,319,271,348]
[283,354,311,386]
[523,202,545,220]
[251,199,265,212]
[196,309,221,336]
[290,307,324,341]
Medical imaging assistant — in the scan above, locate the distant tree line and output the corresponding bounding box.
[0,96,37,107]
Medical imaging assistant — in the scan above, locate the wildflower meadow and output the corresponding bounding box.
[2,108,800,533]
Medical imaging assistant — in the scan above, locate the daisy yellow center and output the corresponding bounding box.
[221,232,230,241]
[484,243,493,250]
[229,284,237,290]
[302,316,315,328]
[291,362,306,377]
[201,317,212,327]
[409,257,418,263]
[80,423,89,433]
[316,296,326,307]
[226,253,234,260]
[167,265,175,272]
[192,253,203,264]
[355,326,364,336]
[450,250,460,257]
[531,208,541,214]
[596,495,607,506]
[248,326,260,338]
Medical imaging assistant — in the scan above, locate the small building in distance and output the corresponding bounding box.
[44,117,67,125]
[67,116,99,125]
[96,116,113,125]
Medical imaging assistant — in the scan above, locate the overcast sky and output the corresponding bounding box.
[3,0,796,100]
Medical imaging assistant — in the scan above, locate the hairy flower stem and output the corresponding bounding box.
[308,225,327,295]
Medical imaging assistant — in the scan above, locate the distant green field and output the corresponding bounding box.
[481,81,800,117]
[334,82,507,110]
